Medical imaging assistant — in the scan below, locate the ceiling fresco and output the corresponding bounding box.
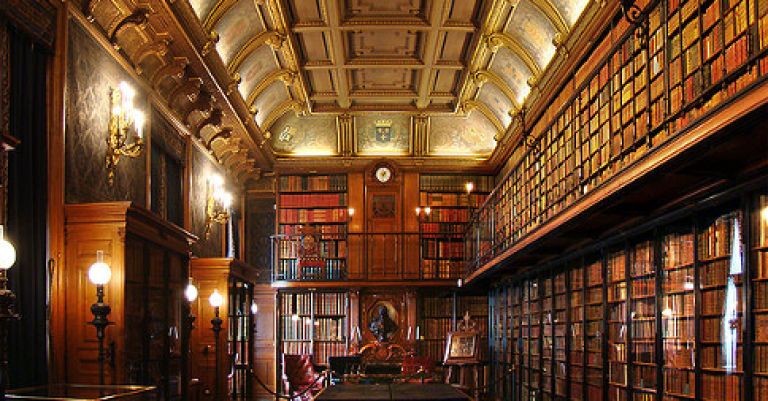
[177,0,593,161]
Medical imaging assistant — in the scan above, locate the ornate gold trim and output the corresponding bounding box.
[226,30,285,74]
[245,69,297,107]
[485,33,542,76]
[462,99,505,134]
[473,70,521,111]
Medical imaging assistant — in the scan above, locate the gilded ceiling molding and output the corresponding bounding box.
[181,90,215,123]
[473,70,521,111]
[262,99,304,131]
[205,128,233,149]
[462,100,505,134]
[194,109,224,138]
[528,0,570,36]
[133,38,170,66]
[485,33,542,76]
[108,8,149,49]
[168,77,203,111]
[202,0,236,32]
[245,69,297,107]
[226,30,285,74]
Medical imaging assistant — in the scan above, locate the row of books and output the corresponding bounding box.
[419,175,494,193]
[276,240,347,259]
[418,193,488,207]
[421,260,462,279]
[421,241,464,259]
[279,193,346,208]
[275,260,346,281]
[278,224,346,236]
[279,175,346,192]
[278,208,350,223]
[420,208,472,222]
[420,222,467,235]
[313,342,348,366]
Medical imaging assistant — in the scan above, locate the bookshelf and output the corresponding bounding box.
[228,278,255,400]
[586,259,604,401]
[488,190,768,401]
[607,249,629,401]
[554,271,568,400]
[662,226,696,400]
[752,194,768,400]
[698,210,744,401]
[419,292,489,363]
[277,290,349,366]
[466,0,768,278]
[276,174,349,281]
[570,262,585,401]
[418,174,491,279]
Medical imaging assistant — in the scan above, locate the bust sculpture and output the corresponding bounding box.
[369,305,398,343]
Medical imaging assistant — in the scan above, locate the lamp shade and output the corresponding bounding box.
[88,250,112,285]
[185,282,198,302]
[209,289,224,308]
[0,226,16,270]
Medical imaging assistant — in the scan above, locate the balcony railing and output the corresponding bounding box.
[271,232,466,282]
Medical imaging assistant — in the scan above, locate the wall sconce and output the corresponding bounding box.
[106,81,145,186]
[415,206,431,221]
[205,174,233,239]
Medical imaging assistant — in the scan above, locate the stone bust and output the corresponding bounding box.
[369,305,398,343]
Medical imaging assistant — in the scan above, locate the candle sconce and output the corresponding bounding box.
[204,174,232,239]
[106,81,145,186]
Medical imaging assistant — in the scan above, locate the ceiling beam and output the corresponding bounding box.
[227,30,284,74]
[473,69,521,111]
[463,99,505,134]
[202,0,236,32]
[245,68,296,108]
[486,32,542,76]
[529,0,569,36]
[325,0,352,109]
[416,0,448,109]
[291,24,475,33]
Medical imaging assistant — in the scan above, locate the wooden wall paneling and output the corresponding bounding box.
[252,283,276,398]
[189,258,259,401]
[60,202,195,390]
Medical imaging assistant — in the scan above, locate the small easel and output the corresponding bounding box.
[443,312,482,400]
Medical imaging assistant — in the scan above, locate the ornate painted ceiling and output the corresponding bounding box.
[83,0,601,182]
[183,0,593,162]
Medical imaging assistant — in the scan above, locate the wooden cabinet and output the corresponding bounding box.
[59,202,196,400]
[189,258,259,401]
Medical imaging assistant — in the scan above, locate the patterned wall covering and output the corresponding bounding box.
[429,110,498,157]
[65,20,147,205]
[355,114,411,155]
[245,193,275,282]
[190,144,230,257]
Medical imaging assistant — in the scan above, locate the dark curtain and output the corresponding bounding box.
[6,25,49,386]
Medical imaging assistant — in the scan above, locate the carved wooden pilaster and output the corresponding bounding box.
[412,114,429,157]
[337,114,354,157]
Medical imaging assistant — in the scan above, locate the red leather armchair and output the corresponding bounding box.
[282,354,325,401]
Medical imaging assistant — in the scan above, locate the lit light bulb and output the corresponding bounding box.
[209,289,224,308]
[0,226,16,270]
[185,281,198,302]
[132,110,145,138]
[465,182,474,194]
[291,314,300,322]
[424,207,431,216]
[220,192,233,209]
[88,250,112,285]
[251,302,258,314]
[415,207,421,216]
[119,81,135,100]
[209,174,224,188]
[662,308,674,318]
[457,278,463,288]
[762,206,768,223]
[348,207,355,217]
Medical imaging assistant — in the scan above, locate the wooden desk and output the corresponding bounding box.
[313,383,470,401]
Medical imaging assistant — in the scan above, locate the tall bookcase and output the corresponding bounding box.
[277,290,349,366]
[419,292,489,363]
[418,175,492,279]
[488,188,768,401]
[276,174,349,281]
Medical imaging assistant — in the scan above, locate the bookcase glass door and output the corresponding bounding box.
[608,248,629,401]
[554,271,568,401]
[543,276,554,401]
[228,279,254,401]
[585,259,604,401]
[630,239,657,400]
[570,262,585,401]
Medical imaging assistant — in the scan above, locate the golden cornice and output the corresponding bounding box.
[245,69,296,107]
[262,99,304,131]
[529,0,569,36]
[226,30,285,74]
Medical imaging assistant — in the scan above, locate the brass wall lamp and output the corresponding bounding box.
[106,81,145,186]
[204,174,232,239]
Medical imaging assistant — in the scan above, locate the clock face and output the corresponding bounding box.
[375,166,392,183]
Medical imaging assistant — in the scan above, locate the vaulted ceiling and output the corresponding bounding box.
[181,0,593,163]
[83,0,600,181]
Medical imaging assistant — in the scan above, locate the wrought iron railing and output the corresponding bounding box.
[271,232,466,282]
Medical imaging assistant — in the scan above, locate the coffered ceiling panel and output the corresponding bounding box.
[176,0,596,165]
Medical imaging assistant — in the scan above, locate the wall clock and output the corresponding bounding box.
[375,166,393,183]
